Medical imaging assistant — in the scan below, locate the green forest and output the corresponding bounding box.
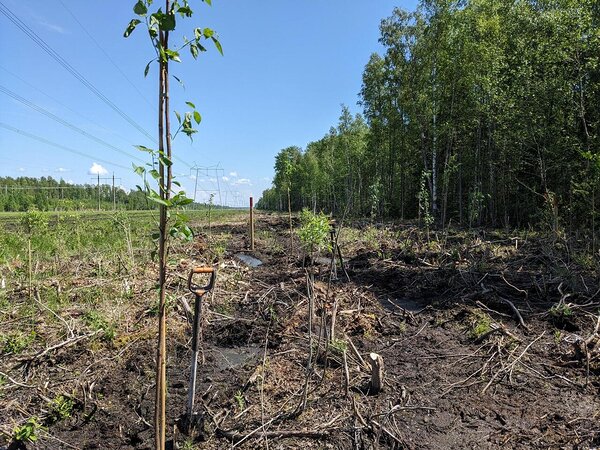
[0,176,150,211]
[258,0,600,239]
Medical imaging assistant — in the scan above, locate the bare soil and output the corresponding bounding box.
[1,213,599,449]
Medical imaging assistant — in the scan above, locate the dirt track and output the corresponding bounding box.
[1,213,599,449]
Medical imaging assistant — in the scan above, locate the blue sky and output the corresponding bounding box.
[0,0,418,206]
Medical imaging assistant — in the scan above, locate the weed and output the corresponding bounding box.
[1,330,36,355]
[573,252,597,271]
[549,303,572,319]
[267,304,278,322]
[233,390,245,411]
[83,311,116,342]
[48,395,75,422]
[180,438,199,450]
[553,329,562,344]
[213,300,233,316]
[469,312,492,339]
[12,416,42,444]
[362,226,381,251]
[328,338,348,356]
[148,294,175,316]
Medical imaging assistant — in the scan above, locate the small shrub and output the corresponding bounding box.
[297,209,331,257]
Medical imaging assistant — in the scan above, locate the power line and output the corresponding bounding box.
[0,85,145,164]
[0,65,140,148]
[57,0,156,112]
[0,1,155,143]
[0,122,130,171]
[0,186,113,190]
[0,2,203,174]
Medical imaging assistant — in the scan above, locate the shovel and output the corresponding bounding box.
[182,266,216,435]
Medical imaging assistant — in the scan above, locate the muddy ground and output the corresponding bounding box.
[1,213,599,449]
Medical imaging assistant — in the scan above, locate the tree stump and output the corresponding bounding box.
[369,353,384,394]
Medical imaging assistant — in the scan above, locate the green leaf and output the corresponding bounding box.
[204,0,212,5]
[173,180,181,187]
[193,111,202,124]
[194,27,202,40]
[211,36,223,55]
[149,169,160,180]
[190,43,198,59]
[134,145,154,153]
[159,155,173,167]
[124,19,141,38]
[144,60,153,77]
[165,49,181,62]
[175,110,182,124]
[132,164,146,176]
[160,12,176,31]
[203,28,215,38]
[133,1,147,15]
[177,6,192,17]
[147,194,171,207]
[185,101,196,109]
[183,127,197,138]
[173,75,185,88]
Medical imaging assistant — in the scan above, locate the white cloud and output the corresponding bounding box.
[56,167,69,173]
[88,162,108,175]
[18,167,25,172]
[222,176,229,182]
[39,21,68,34]
[229,171,238,177]
[233,178,252,186]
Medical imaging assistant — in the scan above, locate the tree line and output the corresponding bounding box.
[0,176,149,211]
[258,0,599,242]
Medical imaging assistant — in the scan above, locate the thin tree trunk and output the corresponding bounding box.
[155,4,171,448]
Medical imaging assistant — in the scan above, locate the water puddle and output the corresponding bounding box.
[383,297,425,313]
[211,346,262,370]
[235,253,263,267]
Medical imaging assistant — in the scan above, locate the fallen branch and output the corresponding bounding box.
[344,333,368,371]
[20,330,102,363]
[218,428,330,443]
[482,332,545,394]
[497,295,528,330]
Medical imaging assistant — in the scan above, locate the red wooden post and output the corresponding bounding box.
[249,196,255,251]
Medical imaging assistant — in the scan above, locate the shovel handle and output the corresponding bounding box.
[188,266,216,296]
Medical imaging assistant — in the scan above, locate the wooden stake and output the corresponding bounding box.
[249,196,255,251]
[28,238,32,300]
